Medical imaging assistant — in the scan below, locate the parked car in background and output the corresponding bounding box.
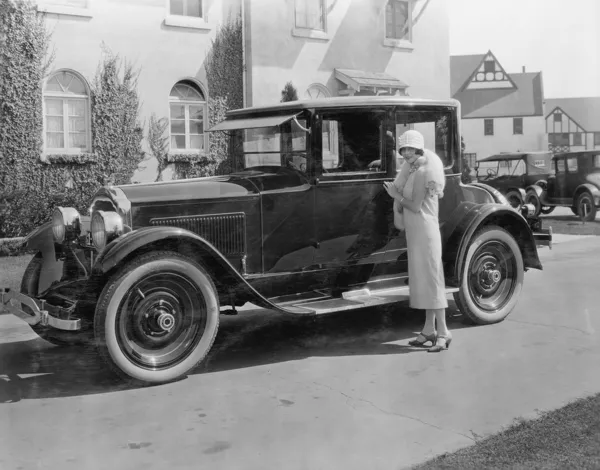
[1,97,552,385]
[475,151,554,211]
[526,151,600,221]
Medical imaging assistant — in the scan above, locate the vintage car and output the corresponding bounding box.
[0,97,552,385]
[475,151,554,211]
[525,150,600,221]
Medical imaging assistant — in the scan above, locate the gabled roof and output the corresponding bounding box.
[450,52,544,119]
[544,97,600,132]
[450,54,484,96]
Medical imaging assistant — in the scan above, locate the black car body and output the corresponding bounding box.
[526,150,600,221]
[1,96,552,384]
[475,151,553,210]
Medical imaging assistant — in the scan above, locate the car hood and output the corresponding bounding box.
[114,174,261,205]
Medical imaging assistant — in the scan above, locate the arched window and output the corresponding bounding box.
[43,70,91,153]
[169,81,207,151]
[304,83,330,100]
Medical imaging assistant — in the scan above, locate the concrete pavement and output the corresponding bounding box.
[1,235,599,470]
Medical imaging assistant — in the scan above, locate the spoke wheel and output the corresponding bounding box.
[576,192,597,221]
[454,226,524,325]
[95,251,219,384]
[525,190,542,217]
[505,190,523,209]
[116,272,207,371]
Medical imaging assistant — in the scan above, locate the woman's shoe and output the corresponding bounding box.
[428,334,452,353]
[408,331,437,347]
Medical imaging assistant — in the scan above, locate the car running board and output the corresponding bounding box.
[272,285,460,316]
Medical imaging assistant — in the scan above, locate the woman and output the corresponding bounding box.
[383,130,451,353]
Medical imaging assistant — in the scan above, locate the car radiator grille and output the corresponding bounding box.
[150,213,246,256]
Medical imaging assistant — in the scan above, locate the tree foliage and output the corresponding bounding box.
[280,81,299,102]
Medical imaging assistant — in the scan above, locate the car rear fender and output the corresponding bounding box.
[573,184,600,206]
[91,226,295,314]
[443,203,542,286]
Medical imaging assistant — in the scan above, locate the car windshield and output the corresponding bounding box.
[476,159,526,178]
[231,117,308,172]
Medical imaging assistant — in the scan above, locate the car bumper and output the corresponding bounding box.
[531,223,553,249]
[0,289,81,331]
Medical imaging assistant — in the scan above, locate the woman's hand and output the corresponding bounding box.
[383,181,399,199]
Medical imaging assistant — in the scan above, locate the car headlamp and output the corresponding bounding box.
[520,203,536,219]
[52,207,81,243]
[91,210,123,250]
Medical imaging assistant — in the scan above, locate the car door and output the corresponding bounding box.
[553,156,568,203]
[313,109,393,271]
[565,156,581,202]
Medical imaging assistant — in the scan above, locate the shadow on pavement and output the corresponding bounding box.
[0,301,474,402]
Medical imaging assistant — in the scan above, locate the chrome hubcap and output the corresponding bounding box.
[157,311,175,332]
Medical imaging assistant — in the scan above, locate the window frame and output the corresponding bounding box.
[554,112,562,122]
[165,0,210,29]
[513,117,523,135]
[168,81,208,154]
[573,132,583,146]
[484,119,494,136]
[42,69,92,157]
[383,0,414,51]
[566,157,578,173]
[292,0,329,40]
[484,60,495,74]
[37,0,92,18]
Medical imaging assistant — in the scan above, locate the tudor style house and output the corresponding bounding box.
[34,0,450,182]
[544,97,600,152]
[450,50,547,165]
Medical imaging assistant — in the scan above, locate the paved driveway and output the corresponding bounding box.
[0,235,599,470]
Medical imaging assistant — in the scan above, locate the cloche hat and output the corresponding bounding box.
[398,130,425,151]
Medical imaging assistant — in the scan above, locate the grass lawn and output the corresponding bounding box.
[410,393,600,469]
[542,214,600,236]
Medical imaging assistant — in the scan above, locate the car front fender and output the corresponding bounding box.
[91,226,309,315]
[443,203,542,286]
[575,184,600,206]
[464,182,510,205]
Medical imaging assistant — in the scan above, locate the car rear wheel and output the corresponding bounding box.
[505,190,523,208]
[576,192,597,221]
[20,253,88,346]
[525,190,542,217]
[540,206,555,214]
[454,226,524,325]
[94,251,220,384]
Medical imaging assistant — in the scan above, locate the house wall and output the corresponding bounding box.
[247,0,450,105]
[461,116,547,160]
[39,0,241,181]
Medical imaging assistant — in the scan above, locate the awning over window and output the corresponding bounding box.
[334,68,409,96]
[207,113,299,132]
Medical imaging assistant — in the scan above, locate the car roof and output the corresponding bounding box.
[226,96,460,118]
[552,150,600,159]
[478,151,552,162]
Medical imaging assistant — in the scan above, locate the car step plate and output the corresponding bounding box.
[278,286,459,316]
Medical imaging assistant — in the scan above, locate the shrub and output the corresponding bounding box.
[280,81,299,102]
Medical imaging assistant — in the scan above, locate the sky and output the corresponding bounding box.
[448,0,600,98]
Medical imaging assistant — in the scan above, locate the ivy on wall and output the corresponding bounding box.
[0,1,144,239]
[171,15,244,179]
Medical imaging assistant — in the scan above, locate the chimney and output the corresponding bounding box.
[522,66,526,73]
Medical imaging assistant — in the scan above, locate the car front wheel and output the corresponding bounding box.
[525,190,542,217]
[505,190,523,208]
[94,251,219,384]
[454,226,524,325]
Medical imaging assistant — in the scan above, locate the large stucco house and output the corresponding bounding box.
[36,0,450,182]
[450,50,547,167]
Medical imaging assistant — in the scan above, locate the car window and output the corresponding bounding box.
[555,158,565,173]
[321,111,385,173]
[567,157,578,172]
[395,110,456,168]
[235,118,308,173]
[594,154,600,168]
[510,159,526,176]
